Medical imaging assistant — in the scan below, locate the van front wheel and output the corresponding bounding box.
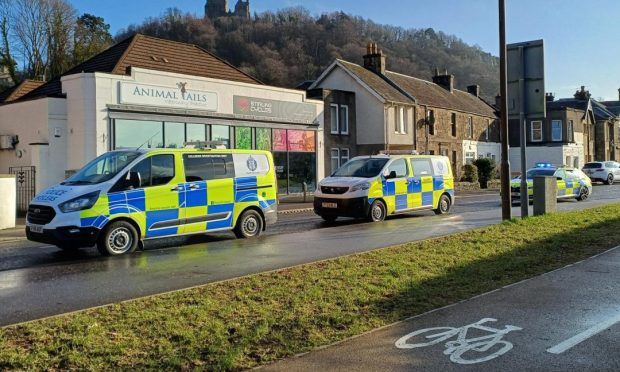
[367,200,386,222]
[97,221,139,256]
[434,194,452,215]
[234,210,263,239]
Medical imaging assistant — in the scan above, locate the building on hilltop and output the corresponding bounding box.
[205,0,250,19]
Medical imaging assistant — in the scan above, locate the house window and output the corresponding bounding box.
[531,120,543,142]
[440,148,449,157]
[451,113,457,137]
[467,117,473,139]
[339,105,349,135]
[340,148,350,165]
[465,151,476,164]
[486,119,491,141]
[567,120,574,142]
[427,110,435,135]
[330,104,339,134]
[330,148,340,173]
[552,120,563,142]
[395,106,405,134]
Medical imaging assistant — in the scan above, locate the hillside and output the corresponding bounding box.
[117,7,499,101]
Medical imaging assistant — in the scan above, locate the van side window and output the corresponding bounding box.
[183,154,235,181]
[411,159,433,177]
[151,155,175,186]
[387,159,408,178]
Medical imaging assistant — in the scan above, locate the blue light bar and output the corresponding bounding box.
[535,162,553,168]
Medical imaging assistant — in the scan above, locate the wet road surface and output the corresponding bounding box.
[265,247,620,372]
[0,185,619,326]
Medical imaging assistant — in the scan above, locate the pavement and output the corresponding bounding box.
[264,247,620,371]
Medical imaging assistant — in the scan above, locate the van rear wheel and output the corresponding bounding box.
[234,209,263,239]
[97,220,139,256]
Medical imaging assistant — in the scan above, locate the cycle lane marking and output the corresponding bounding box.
[395,318,522,365]
[546,312,620,354]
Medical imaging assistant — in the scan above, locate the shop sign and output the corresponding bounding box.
[119,82,218,111]
[233,96,317,123]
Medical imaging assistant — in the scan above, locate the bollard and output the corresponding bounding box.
[533,176,557,216]
[302,182,308,203]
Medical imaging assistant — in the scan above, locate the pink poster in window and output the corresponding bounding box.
[273,129,287,151]
[287,130,316,152]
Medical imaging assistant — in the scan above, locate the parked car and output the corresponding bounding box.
[582,161,620,185]
[511,163,592,204]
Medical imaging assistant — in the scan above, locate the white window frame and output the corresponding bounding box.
[551,120,563,142]
[398,107,407,134]
[340,148,349,165]
[330,104,339,134]
[330,148,340,173]
[531,120,543,142]
[567,120,574,142]
[339,105,349,135]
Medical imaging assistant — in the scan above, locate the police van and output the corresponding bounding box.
[314,154,454,222]
[25,147,278,255]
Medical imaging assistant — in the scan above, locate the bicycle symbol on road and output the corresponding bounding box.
[395,318,522,365]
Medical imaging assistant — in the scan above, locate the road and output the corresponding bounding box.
[265,247,620,372]
[0,185,619,326]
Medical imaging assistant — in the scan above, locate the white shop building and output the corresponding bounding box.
[0,35,324,211]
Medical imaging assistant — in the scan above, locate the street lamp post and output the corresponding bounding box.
[499,0,512,220]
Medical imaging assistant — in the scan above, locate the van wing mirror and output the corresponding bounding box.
[127,171,141,189]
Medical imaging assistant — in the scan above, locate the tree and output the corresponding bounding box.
[46,0,76,78]
[73,13,113,66]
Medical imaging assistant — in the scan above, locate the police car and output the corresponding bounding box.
[511,163,592,204]
[25,147,278,256]
[314,154,454,222]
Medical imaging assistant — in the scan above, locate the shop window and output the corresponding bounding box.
[288,152,316,193]
[330,104,339,134]
[339,105,349,135]
[552,120,563,142]
[331,148,340,173]
[235,127,252,149]
[164,122,185,148]
[186,123,208,143]
[255,128,272,151]
[114,119,163,149]
[183,154,234,181]
[273,151,288,194]
[211,125,230,148]
[531,120,543,142]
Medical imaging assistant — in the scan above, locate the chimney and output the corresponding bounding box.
[574,85,591,101]
[545,92,555,102]
[363,42,386,75]
[467,85,480,98]
[433,69,454,93]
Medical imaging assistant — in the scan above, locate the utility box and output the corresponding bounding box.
[0,174,16,229]
[533,176,556,216]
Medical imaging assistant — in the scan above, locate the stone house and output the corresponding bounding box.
[309,43,500,179]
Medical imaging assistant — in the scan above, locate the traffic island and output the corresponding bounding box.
[2,204,620,370]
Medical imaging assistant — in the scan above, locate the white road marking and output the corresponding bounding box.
[547,313,620,354]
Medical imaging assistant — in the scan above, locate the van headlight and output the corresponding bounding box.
[350,182,370,192]
[59,191,101,213]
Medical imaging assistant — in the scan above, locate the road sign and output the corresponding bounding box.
[507,40,545,119]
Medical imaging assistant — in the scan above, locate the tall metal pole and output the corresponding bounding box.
[518,46,529,217]
[499,0,512,220]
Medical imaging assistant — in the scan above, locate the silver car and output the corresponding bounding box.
[582,161,620,185]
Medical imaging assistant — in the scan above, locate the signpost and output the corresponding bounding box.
[507,39,545,218]
[498,0,511,221]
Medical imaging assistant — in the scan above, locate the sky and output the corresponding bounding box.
[74,0,620,100]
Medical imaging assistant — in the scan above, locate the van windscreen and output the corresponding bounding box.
[332,158,389,178]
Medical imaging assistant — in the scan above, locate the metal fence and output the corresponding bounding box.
[9,166,35,215]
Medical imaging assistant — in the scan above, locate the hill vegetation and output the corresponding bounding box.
[117,7,499,100]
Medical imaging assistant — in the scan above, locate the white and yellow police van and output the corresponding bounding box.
[26,147,278,255]
[314,154,454,222]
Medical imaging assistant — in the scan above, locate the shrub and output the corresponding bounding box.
[473,158,497,189]
[461,164,478,183]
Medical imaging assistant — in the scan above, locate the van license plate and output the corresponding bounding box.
[29,224,44,234]
[322,202,338,208]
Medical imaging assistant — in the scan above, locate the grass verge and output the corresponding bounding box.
[2,204,620,370]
